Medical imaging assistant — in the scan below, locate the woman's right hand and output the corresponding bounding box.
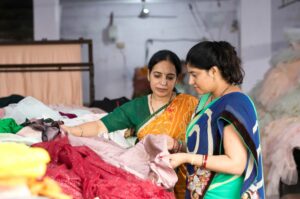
[165,153,189,169]
[60,121,108,137]
[60,125,71,134]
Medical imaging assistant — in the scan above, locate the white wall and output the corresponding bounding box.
[60,1,239,103]
[33,0,61,40]
[32,0,300,103]
[239,0,300,93]
[34,0,300,103]
[240,0,272,93]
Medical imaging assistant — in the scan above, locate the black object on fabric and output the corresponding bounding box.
[0,94,24,108]
[279,148,300,197]
[90,97,130,112]
[21,118,63,142]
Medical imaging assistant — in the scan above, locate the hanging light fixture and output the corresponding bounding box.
[138,0,150,19]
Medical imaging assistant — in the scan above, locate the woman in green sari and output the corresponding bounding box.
[61,50,198,198]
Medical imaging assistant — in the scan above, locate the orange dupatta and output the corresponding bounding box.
[137,93,198,141]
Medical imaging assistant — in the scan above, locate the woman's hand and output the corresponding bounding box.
[167,137,185,153]
[60,125,69,133]
[166,136,175,151]
[60,125,75,136]
[60,121,107,137]
[166,153,189,169]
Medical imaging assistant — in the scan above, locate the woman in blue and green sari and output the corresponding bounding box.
[167,41,265,199]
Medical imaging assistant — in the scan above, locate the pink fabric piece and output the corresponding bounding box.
[264,117,300,197]
[142,135,179,189]
[68,134,178,189]
[256,60,300,110]
[150,152,177,189]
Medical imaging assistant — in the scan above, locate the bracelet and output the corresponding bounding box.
[202,155,208,169]
[78,126,83,137]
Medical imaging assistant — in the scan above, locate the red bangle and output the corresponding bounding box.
[202,155,208,169]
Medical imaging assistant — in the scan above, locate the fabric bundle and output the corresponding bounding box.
[0,142,70,199]
[33,136,175,199]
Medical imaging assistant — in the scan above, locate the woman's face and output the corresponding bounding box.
[187,64,214,95]
[148,60,177,98]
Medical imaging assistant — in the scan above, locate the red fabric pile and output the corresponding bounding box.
[33,137,175,199]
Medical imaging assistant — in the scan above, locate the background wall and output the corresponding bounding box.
[59,0,239,103]
[240,0,271,93]
[34,0,60,40]
[32,0,300,104]
[271,0,300,52]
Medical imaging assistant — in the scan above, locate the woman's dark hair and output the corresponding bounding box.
[186,41,244,85]
[148,50,181,76]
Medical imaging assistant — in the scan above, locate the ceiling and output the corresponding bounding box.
[61,0,229,4]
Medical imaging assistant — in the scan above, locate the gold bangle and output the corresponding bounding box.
[78,126,83,137]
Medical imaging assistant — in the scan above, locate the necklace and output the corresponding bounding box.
[211,84,232,102]
[150,92,174,114]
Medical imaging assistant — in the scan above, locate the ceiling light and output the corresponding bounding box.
[139,8,150,18]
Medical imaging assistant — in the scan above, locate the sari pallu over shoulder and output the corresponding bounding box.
[137,93,198,141]
[186,92,265,199]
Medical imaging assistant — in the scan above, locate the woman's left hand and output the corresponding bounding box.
[166,136,175,151]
